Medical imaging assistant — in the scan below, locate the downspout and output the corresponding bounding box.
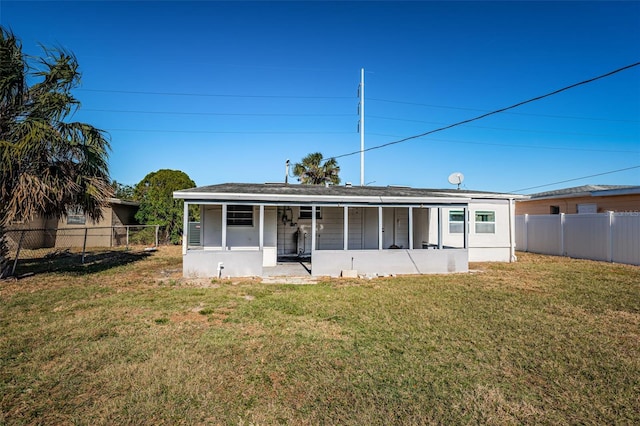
[508,198,517,262]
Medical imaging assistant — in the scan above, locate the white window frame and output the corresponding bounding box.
[299,206,321,220]
[475,210,496,234]
[67,207,86,225]
[227,205,254,227]
[449,210,464,234]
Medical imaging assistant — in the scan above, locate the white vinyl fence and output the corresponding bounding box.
[515,212,640,266]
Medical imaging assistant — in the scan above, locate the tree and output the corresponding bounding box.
[0,27,112,277]
[111,180,135,200]
[293,152,341,185]
[133,169,196,244]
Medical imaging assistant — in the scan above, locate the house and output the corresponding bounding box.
[6,198,139,249]
[173,183,526,278]
[516,185,640,215]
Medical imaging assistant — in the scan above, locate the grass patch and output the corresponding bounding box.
[1,248,638,424]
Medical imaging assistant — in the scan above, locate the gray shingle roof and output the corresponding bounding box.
[529,185,637,199]
[176,182,520,198]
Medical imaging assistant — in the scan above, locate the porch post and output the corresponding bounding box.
[182,201,189,255]
[343,206,349,250]
[408,207,414,249]
[463,206,469,249]
[378,206,383,250]
[259,204,264,249]
[221,204,227,250]
[437,207,443,249]
[311,205,317,251]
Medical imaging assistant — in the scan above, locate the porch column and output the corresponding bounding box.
[437,207,443,249]
[259,204,264,249]
[463,207,469,249]
[311,205,317,251]
[378,206,383,250]
[182,201,189,255]
[343,206,349,250]
[408,207,413,250]
[221,204,227,250]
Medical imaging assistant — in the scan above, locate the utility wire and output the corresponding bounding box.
[369,98,640,123]
[365,134,638,154]
[510,165,640,193]
[84,108,351,117]
[330,61,640,160]
[77,88,350,100]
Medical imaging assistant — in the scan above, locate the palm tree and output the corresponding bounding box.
[293,152,341,185]
[0,27,112,277]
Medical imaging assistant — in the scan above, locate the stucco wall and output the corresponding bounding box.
[515,194,640,215]
[183,250,263,278]
[312,249,468,277]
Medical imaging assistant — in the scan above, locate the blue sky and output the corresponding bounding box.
[2,1,639,194]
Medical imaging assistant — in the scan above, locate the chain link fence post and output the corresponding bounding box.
[11,230,26,276]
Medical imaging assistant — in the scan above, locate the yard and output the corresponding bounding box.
[1,247,638,425]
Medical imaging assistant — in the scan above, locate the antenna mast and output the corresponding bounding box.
[359,68,365,186]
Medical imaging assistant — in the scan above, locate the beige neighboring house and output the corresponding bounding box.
[7,198,139,249]
[516,185,640,215]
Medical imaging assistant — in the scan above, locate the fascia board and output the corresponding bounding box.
[173,191,472,205]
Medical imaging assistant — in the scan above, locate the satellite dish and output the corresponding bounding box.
[448,172,464,189]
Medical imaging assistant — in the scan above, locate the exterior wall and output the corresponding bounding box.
[312,249,468,277]
[202,205,277,251]
[428,201,512,261]
[183,250,263,278]
[516,194,640,215]
[55,207,114,248]
[6,216,57,249]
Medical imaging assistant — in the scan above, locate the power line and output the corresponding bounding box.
[365,134,638,154]
[330,61,640,160]
[510,165,640,193]
[369,98,640,123]
[83,108,351,117]
[368,115,637,139]
[108,128,351,135]
[77,88,351,100]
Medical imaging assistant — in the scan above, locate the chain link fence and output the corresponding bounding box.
[5,225,161,276]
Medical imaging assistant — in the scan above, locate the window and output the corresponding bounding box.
[577,203,597,214]
[227,205,253,226]
[299,206,321,219]
[475,211,495,233]
[449,210,464,233]
[67,207,86,225]
[550,205,560,215]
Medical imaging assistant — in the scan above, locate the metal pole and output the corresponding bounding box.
[360,68,365,186]
[126,226,129,251]
[11,230,26,276]
[82,228,88,264]
[155,224,159,247]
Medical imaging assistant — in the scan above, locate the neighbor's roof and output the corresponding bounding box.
[528,185,640,200]
[174,183,526,205]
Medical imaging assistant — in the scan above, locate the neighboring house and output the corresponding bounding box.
[173,183,526,278]
[516,185,640,215]
[7,198,139,249]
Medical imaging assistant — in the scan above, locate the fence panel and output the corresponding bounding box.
[611,214,640,265]
[526,215,563,256]
[515,215,527,251]
[564,214,610,262]
[5,225,162,276]
[516,213,640,266]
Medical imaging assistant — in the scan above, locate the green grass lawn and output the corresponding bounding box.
[1,248,638,425]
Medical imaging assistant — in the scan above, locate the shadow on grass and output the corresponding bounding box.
[13,249,153,276]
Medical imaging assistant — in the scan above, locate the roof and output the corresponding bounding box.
[528,185,640,200]
[174,183,526,205]
[107,197,140,207]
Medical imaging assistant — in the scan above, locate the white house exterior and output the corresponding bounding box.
[173,183,524,278]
